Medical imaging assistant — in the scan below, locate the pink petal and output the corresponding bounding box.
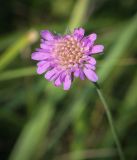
[83,68,98,82]
[49,73,59,81]
[79,69,85,80]
[82,33,97,47]
[60,72,66,82]
[42,41,53,46]
[45,69,56,80]
[88,33,97,41]
[63,75,72,90]
[74,68,85,80]
[54,76,62,86]
[36,48,51,52]
[73,28,85,40]
[49,70,62,81]
[74,69,80,77]
[37,61,47,67]
[31,52,50,60]
[91,45,104,54]
[41,30,54,41]
[85,64,96,70]
[83,46,90,53]
[37,62,50,74]
[87,57,96,65]
[40,43,52,51]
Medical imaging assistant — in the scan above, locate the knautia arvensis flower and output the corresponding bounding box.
[31,28,104,90]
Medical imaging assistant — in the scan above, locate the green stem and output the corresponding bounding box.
[95,83,125,160]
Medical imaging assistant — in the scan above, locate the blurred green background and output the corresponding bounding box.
[0,0,137,160]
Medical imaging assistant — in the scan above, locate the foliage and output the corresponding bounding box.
[0,0,137,160]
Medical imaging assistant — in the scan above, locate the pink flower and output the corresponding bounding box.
[31,28,104,90]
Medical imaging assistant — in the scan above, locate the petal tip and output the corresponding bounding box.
[91,45,104,54]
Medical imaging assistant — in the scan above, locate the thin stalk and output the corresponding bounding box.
[94,83,125,160]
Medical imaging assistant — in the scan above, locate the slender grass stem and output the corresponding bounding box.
[94,83,125,160]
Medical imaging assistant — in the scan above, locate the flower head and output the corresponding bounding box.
[31,28,104,90]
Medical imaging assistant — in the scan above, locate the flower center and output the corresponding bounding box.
[53,36,84,69]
